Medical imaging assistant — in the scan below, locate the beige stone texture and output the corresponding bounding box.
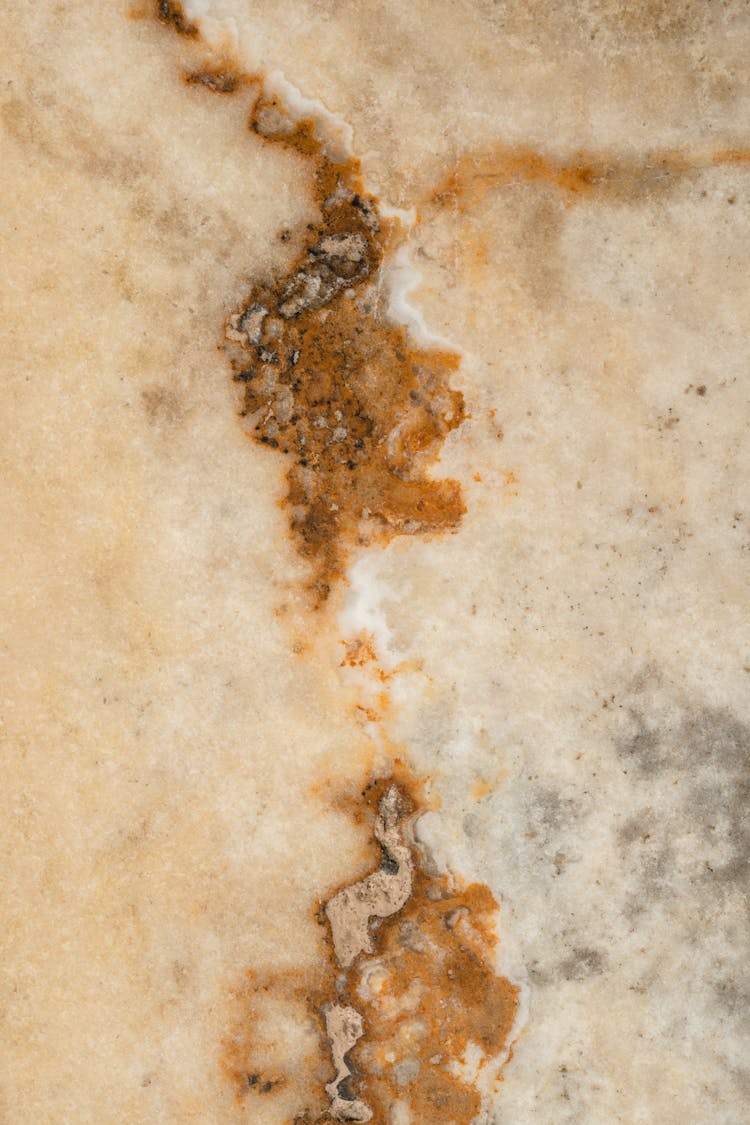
[1,2,749,1122]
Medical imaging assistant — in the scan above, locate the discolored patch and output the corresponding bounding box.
[430,142,750,211]
[221,965,331,1118]
[558,946,605,982]
[616,703,750,892]
[184,68,246,95]
[224,98,466,604]
[220,768,518,1123]
[152,2,466,606]
[350,871,518,1123]
[325,785,414,972]
[141,383,186,426]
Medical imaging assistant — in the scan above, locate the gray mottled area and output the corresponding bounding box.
[449,683,750,1123]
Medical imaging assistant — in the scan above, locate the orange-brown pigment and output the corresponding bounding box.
[147,10,750,1120]
[152,8,517,1122]
[431,140,750,210]
[222,769,518,1124]
[225,103,465,605]
[151,5,466,611]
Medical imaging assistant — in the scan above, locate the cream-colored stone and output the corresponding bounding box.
[2,1,749,1123]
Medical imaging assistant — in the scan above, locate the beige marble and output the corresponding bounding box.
[2,2,749,1122]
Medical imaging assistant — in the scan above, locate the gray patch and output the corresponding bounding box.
[463,811,483,838]
[713,975,750,1029]
[559,946,606,981]
[617,812,654,846]
[529,785,579,836]
[610,692,750,1074]
[614,710,669,775]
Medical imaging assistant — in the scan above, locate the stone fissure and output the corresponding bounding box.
[322,786,414,1121]
[151,9,519,1121]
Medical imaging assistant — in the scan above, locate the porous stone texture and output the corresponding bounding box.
[1,2,749,1123]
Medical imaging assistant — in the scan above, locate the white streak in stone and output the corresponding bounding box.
[382,240,461,351]
[264,69,354,161]
[181,0,239,48]
[338,554,397,671]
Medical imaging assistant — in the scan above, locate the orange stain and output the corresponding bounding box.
[430,141,750,211]
[224,97,467,607]
[472,778,493,800]
[221,767,518,1123]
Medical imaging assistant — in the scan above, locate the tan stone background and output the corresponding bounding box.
[1,2,749,1122]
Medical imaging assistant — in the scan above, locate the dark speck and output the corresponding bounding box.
[380,854,399,875]
[337,1075,358,1102]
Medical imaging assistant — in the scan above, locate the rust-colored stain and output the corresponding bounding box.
[221,966,329,1117]
[346,782,517,1123]
[221,768,518,1124]
[340,633,380,670]
[430,142,750,210]
[153,0,466,606]
[153,10,517,1122]
[472,778,493,800]
[224,99,466,604]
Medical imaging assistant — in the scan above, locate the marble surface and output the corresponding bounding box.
[2,2,749,1122]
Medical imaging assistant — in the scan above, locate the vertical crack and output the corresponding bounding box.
[322,785,413,1121]
[323,1005,372,1123]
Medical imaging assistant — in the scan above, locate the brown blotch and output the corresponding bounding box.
[155,0,198,37]
[153,1,467,606]
[184,68,246,95]
[141,384,185,425]
[223,95,466,605]
[431,142,750,210]
[222,766,518,1123]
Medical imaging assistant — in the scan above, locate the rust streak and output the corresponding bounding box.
[152,11,518,1122]
[430,142,750,210]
